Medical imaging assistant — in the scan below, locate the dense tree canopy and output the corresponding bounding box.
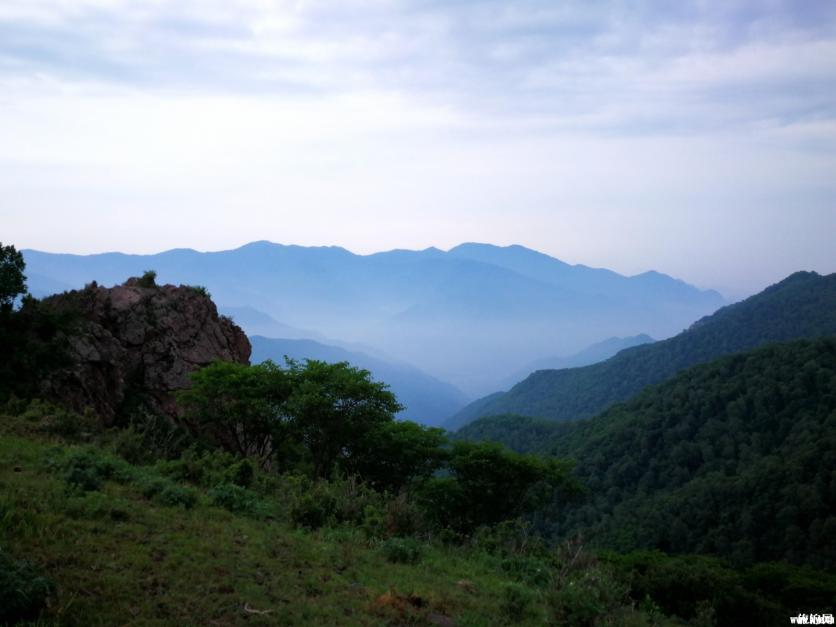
[545,337,836,569]
[177,361,292,468]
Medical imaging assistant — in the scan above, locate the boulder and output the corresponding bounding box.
[39,278,251,423]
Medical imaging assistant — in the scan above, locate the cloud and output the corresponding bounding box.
[1,0,834,133]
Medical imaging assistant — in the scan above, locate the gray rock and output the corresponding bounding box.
[39,278,251,423]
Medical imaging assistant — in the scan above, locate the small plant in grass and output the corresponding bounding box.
[139,478,198,509]
[208,482,259,514]
[381,537,423,565]
[501,582,538,622]
[60,449,133,492]
[0,549,55,624]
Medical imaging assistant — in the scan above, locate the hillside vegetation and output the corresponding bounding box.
[540,337,836,569]
[449,271,836,428]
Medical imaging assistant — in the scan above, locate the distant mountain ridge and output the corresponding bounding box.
[499,334,654,390]
[248,336,468,427]
[22,241,725,395]
[447,271,836,429]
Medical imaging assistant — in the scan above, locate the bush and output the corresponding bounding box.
[137,270,157,288]
[290,487,337,530]
[548,564,629,626]
[139,478,198,509]
[110,411,194,464]
[501,583,538,622]
[60,449,133,492]
[189,285,211,298]
[0,549,55,624]
[208,483,259,515]
[499,555,552,587]
[381,537,423,565]
[155,448,251,489]
[288,476,386,531]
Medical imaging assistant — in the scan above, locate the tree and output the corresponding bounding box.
[284,359,402,478]
[178,360,291,469]
[419,441,578,532]
[0,242,26,311]
[344,420,449,492]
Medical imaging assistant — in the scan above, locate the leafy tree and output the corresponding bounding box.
[178,360,291,468]
[284,359,402,478]
[344,420,449,492]
[0,242,26,311]
[420,441,577,532]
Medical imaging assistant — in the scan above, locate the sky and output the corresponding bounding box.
[1,0,835,299]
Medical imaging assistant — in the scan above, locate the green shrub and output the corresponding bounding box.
[155,448,245,488]
[0,549,55,624]
[603,551,778,626]
[60,449,133,492]
[208,482,259,515]
[499,555,552,587]
[111,410,194,464]
[64,492,131,521]
[548,564,629,627]
[381,537,423,565]
[226,459,254,488]
[189,285,211,298]
[501,583,538,621]
[139,478,198,509]
[291,488,336,529]
[137,270,157,288]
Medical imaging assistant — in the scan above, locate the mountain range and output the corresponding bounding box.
[22,241,724,396]
[447,270,836,429]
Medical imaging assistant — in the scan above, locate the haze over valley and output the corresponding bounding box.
[24,242,724,402]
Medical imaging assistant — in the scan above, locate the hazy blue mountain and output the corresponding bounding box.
[447,271,836,429]
[499,334,655,390]
[249,335,469,427]
[219,306,324,341]
[23,241,724,395]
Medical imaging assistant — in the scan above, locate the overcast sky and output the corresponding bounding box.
[1,0,835,298]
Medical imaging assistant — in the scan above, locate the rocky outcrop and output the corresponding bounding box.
[40,277,251,423]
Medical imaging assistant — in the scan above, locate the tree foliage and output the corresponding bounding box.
[0,242,26,310]
[419,441,578,532]
[546,337,836,569]
[178,361,291,468]
[283,359,402,478]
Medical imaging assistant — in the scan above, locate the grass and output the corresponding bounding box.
[0,431,554,626]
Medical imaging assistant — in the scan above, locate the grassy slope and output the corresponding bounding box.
[0,433,549,626]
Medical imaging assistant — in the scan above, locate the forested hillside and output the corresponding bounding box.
[448,271,836,428]
[543,337,836,569]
